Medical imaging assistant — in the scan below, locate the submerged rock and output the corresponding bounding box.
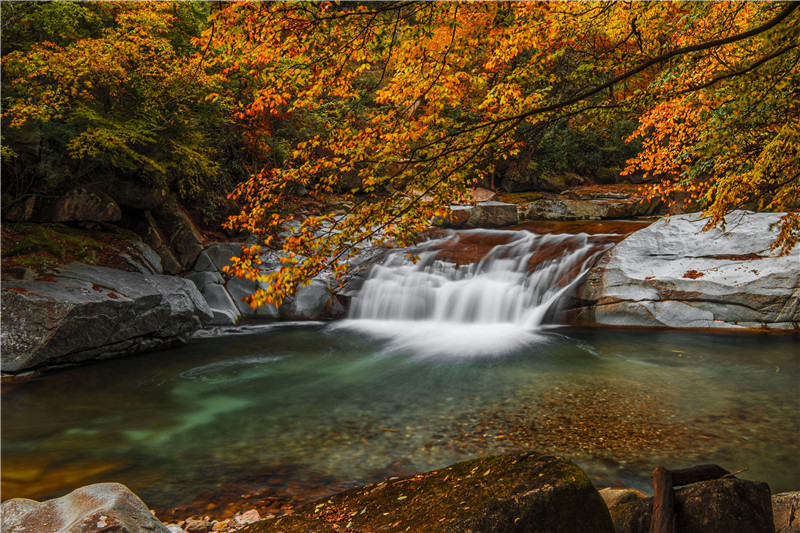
[240,453,614,533]
[610,478,773,533]
[1,263,212,372]
[1,482,170,533]
[575,211,800,329]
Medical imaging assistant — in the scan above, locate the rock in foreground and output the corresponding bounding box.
[575,211,800,329]
[1,262,212,372]
[240,453,614,533]
[609,478,773,533]
[1,482,170,533]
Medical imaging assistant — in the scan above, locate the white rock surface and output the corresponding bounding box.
[578,211,800,329]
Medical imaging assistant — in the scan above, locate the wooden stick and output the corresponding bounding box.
[650,464,737,533]
[670,464,730,486]
[650,466,675,533]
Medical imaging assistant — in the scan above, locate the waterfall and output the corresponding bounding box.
[336,228,615,357]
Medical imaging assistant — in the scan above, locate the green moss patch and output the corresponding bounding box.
[1,223,145,279]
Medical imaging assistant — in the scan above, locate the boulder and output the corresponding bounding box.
[466,201,518,228]
[286,280,339,320]
[3,188,122,223]
[120,210,181,275]
[433,205,473,228]
[202,283,241,326]
[152,196,205,270]
[204,243,246,272]
[0,482,169,533]
[1,263,213,372]
[240,454,614,533]
[610,478,773,533]
[772,491,800,533]
[467,187,498,203]
[574,211,800,329]
[185,271,225,292]
[523,189,658,221]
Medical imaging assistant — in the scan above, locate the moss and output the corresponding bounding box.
[1,223,148,278]
[497,191,545,204]
[241,453,614,533]
[2,224,104,261]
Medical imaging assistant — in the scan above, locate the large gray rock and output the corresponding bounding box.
[204,242,245,272]
[1,482,169,533]
[466,201,518,228]
[241,453,614,533]
[610,478,773,533]
[1,263,213,372]
[575,211,800,329]
[202,283,242,326]
[285,279,341,320]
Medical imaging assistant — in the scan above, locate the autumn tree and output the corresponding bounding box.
[204,1,797,309]
[1,1,228,211]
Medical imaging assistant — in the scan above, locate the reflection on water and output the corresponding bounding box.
[2,325,798,521]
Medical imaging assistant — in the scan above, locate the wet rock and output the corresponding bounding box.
[240,453,614,533]
[234,510,261,526]
[466,201,519,228]
[1,263,212,372]
[772,491,800,533]
[598,487,647,509]
[576,211,800,329]
[184,518,213,533]
[610,478,773,533]
[0,482,169,533]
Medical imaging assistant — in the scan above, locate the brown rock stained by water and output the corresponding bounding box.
[0,482,170,533]
[239,453,614,533]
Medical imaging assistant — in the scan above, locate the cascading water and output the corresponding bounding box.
[336,228,616,357]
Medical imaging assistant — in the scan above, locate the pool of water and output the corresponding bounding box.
[2,323,798,520]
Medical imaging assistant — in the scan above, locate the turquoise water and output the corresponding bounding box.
[2,324,798,519]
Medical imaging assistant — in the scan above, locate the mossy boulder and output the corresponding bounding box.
[241,453,614,533]
[610,478,773,533]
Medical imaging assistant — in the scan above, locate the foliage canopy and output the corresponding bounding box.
[206,1,799,307]
[2,2,797,307]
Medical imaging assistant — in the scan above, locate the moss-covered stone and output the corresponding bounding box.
[1,223,159,278]
[241,453,614,533]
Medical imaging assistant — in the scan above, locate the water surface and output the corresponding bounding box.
[2,324,798,520]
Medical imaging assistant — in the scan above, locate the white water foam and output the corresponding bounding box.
[335,229,614,357]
